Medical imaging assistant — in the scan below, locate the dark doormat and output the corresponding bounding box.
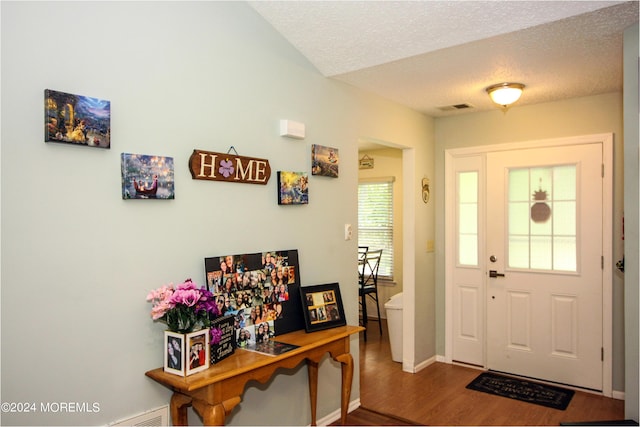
[560,421,639,426]
[466,371,575,410]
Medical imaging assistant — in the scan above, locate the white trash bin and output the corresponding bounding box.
[384,292,403,363]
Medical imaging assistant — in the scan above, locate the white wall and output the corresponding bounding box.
[623,22,639,421]
[0,2,434,425]
[434,92,626,392]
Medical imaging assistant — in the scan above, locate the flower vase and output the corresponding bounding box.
[164,328,210,376]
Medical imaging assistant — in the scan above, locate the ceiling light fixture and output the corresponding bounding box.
[486,82,525,111]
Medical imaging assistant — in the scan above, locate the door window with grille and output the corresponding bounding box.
[507,165,577,272]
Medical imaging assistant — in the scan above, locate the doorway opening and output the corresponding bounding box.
[358,138,415,371]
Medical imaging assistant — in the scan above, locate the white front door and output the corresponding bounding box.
[485,143,603,390]
[447,135,612,393]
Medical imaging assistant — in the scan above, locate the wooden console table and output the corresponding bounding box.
[145,325,364,426]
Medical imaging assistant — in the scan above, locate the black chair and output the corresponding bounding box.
[358,246,369,263]
[359,249,383,341]
[357,246,368,332]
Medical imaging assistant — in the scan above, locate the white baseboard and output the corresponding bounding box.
[408,355,437,373]
[612,390,625,400]
[315,398,361,426]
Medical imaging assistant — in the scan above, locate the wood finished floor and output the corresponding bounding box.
[334,406,422,426]
[353,319,624,426]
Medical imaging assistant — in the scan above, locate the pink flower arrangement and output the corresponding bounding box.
[147,279,222,342]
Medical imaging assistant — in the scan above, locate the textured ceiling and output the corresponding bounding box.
[249,1,639,119]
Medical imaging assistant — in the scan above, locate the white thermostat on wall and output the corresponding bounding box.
[279,119,306,140]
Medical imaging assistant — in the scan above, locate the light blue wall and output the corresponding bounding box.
[0,2,434,425]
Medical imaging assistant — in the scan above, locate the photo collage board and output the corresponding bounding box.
[204,250,305,350]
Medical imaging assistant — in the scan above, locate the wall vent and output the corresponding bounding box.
[110,405,169,426]
[438,103,474,111]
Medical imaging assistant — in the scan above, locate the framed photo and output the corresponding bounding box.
[203,249,306,337]
[45,89,111,148]
[277,171,308,205]
[164,331,185,376]
[121,153,175,199]
[186,329,210,375]
[300,282,346,333]
[311,144,339,178]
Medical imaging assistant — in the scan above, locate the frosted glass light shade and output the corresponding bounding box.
[486,83,525,108]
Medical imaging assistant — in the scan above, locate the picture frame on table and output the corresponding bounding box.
[185,329,210,376]
[203,249,306,337]
[164,331,185,376]
[299,282,346,333]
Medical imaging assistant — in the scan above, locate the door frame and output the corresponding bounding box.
[443,133,613,396]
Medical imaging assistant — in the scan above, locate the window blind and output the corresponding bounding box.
[358,178,394,279]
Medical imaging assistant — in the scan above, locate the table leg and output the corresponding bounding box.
[335,353,354,425]
[192,401,225,426]
[192,396,241,426]
[170,392,192,426]
[307,359,319,426]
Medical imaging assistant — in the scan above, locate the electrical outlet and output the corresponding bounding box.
[345,224,353,241]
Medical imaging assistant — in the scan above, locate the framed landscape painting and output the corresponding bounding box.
[45,89,111,148]
[121,153,175,199]
[311,144,339,178]
[277,171,308,205]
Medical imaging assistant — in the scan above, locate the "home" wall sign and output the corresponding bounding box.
[189,149,271,185]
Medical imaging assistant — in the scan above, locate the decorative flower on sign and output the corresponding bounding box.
[147,279,221,335]
[219,158,234,178]
[210,327,223,345]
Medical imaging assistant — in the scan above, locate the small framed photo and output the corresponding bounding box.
[164,331,185,376]
[186,329,210,375]
[299,282,346,333]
